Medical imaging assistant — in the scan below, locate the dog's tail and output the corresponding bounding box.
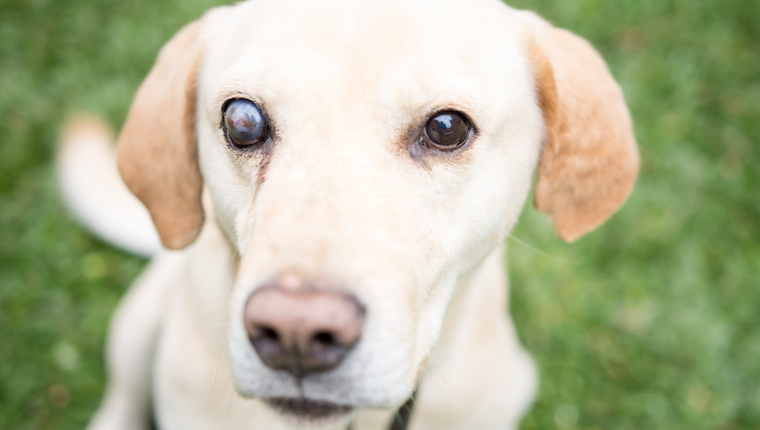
[57,116,161,257]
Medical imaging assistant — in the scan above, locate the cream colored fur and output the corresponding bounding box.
[58,0,638,429]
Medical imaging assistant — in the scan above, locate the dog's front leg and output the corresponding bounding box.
[87,253,182,430]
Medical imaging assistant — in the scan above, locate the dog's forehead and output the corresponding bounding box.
[200,0,531,129]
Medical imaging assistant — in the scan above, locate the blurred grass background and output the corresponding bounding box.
[0,0,758,428]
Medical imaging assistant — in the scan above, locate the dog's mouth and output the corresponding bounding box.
[265,397,354,421]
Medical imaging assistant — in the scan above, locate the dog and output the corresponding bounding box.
[57,0,639,428]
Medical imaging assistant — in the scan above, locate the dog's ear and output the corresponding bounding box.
[117,21,204,249]
[523,14,639,242]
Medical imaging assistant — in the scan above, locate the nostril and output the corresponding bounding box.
[260,326,279,342]
[248,324,281,346]
[249,324,290,370]
[305,330,348,371]
[313,331,335,347]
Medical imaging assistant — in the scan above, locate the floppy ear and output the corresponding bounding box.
[117,21,204,249]
[524,13,640,242]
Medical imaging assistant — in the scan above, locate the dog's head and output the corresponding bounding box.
[117,0,638,424]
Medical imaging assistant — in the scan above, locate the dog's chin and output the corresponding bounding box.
[265,397,354,424]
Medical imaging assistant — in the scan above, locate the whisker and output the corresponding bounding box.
[507,234,580,264]
[181,304,229,353]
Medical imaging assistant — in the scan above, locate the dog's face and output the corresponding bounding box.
[116,0,638,423]
[201,0,543,412]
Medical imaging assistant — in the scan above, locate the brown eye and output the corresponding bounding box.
[423,111,470,150]
[224,99,267,148]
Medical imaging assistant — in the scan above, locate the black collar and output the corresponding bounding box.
[346,388,418,430]
[387,388,418,430]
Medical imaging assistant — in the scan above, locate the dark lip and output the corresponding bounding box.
[264,397,354,420]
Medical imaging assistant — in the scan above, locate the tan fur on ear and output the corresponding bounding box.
[524,14,640,242]
[117,21,204,249]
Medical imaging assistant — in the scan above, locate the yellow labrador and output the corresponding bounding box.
[58,0,638,428]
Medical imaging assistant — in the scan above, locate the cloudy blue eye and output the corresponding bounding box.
[224,99,267,147]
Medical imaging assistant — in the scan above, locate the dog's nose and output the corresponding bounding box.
[244,279,365,377]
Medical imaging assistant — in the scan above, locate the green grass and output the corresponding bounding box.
[0,0,758,429]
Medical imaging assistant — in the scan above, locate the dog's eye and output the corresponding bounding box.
[224,99,267,147]
[423,111,470,150]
